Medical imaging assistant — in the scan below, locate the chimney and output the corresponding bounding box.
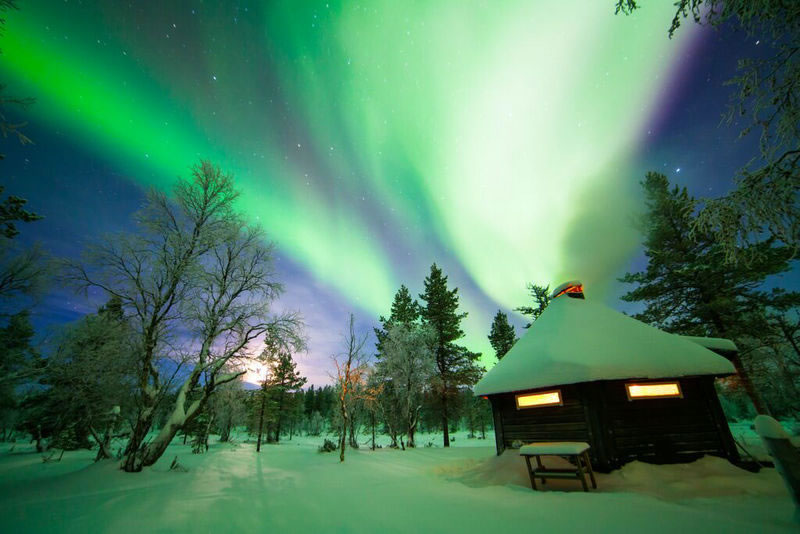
[551,280,584,300]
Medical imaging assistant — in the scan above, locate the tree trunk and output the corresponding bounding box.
[371,412,376,451]
[348,416,358,448]
[706,309,769,416]
[202,413,214,451]
[33,426,43,454]
[256,385,267,453]
[275,390,284,443]
[339,405,348,462]
[731,352,770,415]
[441,392,450,447]
[777,317,800,364]
[379,406,397,447]
[90,426,113,462]
[121,408,155,472]
[220,421,231,442]
[407,406,420,448]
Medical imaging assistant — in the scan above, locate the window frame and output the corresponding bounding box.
[625,381,683,401]
[515,389,563,410]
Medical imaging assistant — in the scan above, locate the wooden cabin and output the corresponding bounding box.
[474,281,740,472]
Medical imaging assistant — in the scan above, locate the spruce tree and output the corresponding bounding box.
[419,263,483,447]
[374,285,420,356]
[515,283,551,328]
[488,310,517,360]
[620,172,796,414]
[265,351,306,442]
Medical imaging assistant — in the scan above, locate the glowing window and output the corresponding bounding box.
[516,390,562,409]
[626,382,682,400]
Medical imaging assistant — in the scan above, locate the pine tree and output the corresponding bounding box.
[488,310,517,360]
[266,352,307,442]
[620,172,797,414]
[617,1,800,258]
[419,263,483,447]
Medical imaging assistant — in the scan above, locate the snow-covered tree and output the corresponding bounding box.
[618,0,800,259]
[66,161,303,471]
[210,378,247,442]
[19,297,135,457]
[377,323,435,448]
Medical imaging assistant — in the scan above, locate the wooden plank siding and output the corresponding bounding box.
[601,377,727,466]
[490,384,594,460]
[489,376,738,472]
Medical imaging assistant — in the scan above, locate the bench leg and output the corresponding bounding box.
[575,454,589,492]
[535,455,546,485]
[524,455,538,491]
[583,451,597,489]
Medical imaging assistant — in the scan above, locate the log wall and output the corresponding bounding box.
[490,376,739,472]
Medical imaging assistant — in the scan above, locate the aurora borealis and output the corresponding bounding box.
[1,1,757,383]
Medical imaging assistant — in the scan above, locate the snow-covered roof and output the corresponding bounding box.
[680,336,738,353]
[473,295,736,396]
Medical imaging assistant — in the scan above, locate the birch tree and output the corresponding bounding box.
[65,161,303,471]
[332,314,368,462]
[377,323,435,448]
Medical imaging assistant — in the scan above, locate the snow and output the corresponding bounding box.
[681,336,738,353]
[519,442,590,455]
[755,416,791,440]
[730,421,800,462]
[474,296,736,396]
[0,428,796,533]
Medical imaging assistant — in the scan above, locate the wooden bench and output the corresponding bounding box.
[519,442,597,492]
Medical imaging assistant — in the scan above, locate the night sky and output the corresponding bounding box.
[1,1,791,385]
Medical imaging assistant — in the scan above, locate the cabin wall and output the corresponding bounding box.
[490,376,738,472]
[602,376,734,466]
[489,384,594,458]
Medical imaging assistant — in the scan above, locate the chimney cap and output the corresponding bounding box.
[551,280,584,300]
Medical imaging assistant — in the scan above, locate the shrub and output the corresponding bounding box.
[318,439,337,453]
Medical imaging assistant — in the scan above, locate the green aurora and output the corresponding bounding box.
[0,1,695,365]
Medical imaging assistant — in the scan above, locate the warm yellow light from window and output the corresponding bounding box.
[626,382,681,399]
[516,390,562,409]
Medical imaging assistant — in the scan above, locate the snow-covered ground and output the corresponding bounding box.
[0,430,796,533]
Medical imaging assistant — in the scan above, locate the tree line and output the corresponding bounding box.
[0,164,492,468]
